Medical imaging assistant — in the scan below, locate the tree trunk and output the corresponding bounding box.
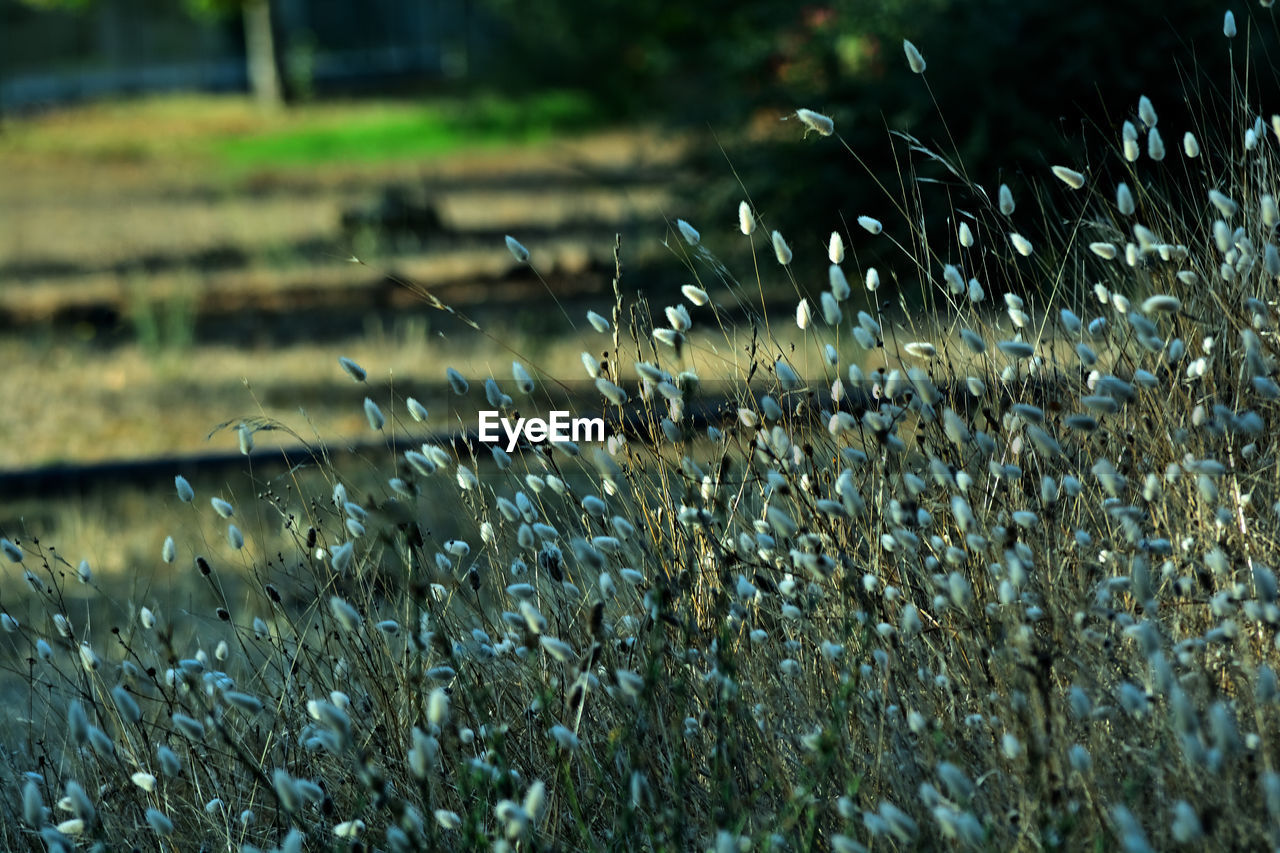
[242,0,282,110]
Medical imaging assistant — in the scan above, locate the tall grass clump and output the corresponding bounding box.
[5,9,1280,852]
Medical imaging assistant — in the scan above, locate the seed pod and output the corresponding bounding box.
[338,356,366,382]
[1116,182,1135,216]
[771,230,792,265]
[829,232,845,263]
[329,596,362,632]
[505,235,530,262]
[681,284,709,306]
[1210,189,1239,218]
[1148,128,1165,160]
[1052,165,1085,189]
[586,310,610,333]
[1138,95,1157,128]
[999,184,1015,215]
[903,39,926,73]
[795,298,811,330]
[795,108,834,136]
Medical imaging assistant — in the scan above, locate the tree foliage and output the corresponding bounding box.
[479,0,1280,251]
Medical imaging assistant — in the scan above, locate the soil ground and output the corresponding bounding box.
[0,96,693,469]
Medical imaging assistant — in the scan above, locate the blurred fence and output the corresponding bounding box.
[0,0,484,110]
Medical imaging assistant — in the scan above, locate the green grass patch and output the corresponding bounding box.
[0,90,605,175]
[212,90,602,170]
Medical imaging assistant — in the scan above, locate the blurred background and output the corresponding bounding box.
[1,0,1278,570]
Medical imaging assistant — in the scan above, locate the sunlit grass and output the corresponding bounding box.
[0,90,603,173]
[212,90,602,170]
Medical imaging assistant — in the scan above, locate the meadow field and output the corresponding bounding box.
[4,13,1280,853]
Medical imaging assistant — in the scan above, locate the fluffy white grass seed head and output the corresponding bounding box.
[903,39,926,73]
[821,292,842,325]
[681,284,709,306]
[676,219,700,245]
[175,475,194,502]
[944,264,964,295]
[653,328,683,349]
[858,216,883,235]
[1051,165,1086,189]
[22,779,42,826]
[427,686,450,726]
[1139,95,1158,128]
[795,108,834,137]
[796,298,812,330]
[512,361,535,393]
[597,377,628,405]
[962,325,988,350]
[829,232,845,263]
[776,360,802,391]
[1224,10,1237,38]
[505,235,530,262]
[1184,131,1200,158]
[999,184,1015,215]
[587,310,611,332]
[237,423,253,455]
[738,201,755,235]
[338,356,366,382]
[1209,189,1238,218]
[364,398,385,431]
[1148,127,1166,160]
[329,596,362,632]
[1117,182,1135,216]
[1141,295,1182,315]
[145,808,174,836]
[549,725,580,751]
[407,397,428,422]
[56,818,85,836]
[447,367,469,395]
[829,265,850,300]
[333,820,366,839]
[1009,233,1033,256]
[771,230,792,265]
[524,780,548,824]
